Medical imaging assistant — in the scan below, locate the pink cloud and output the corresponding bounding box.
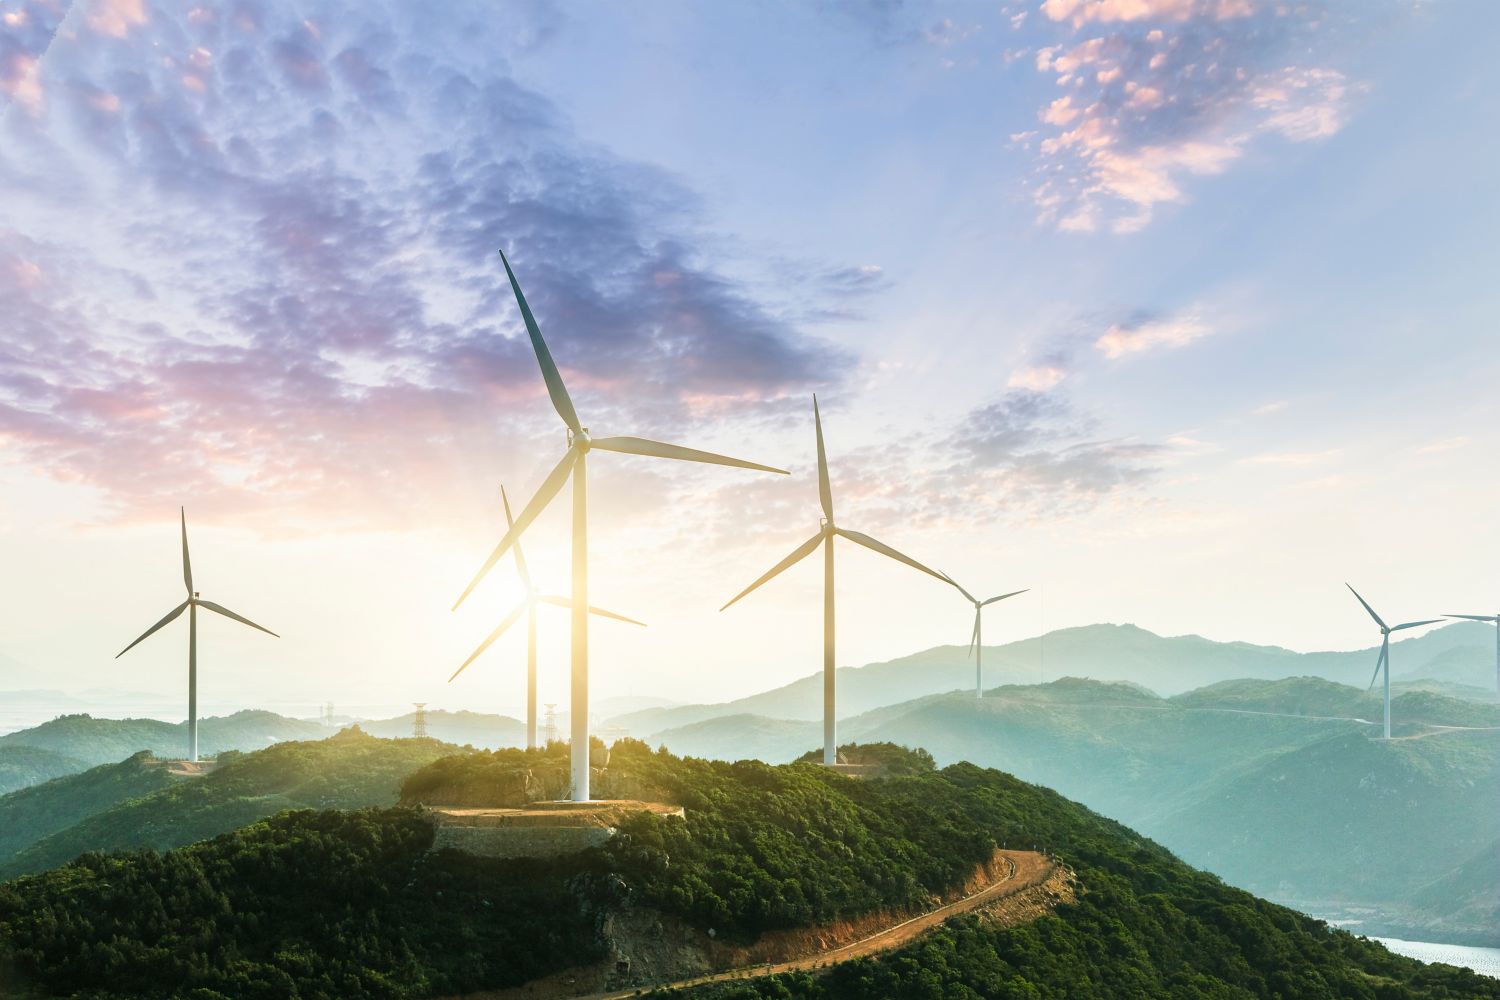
[1027,1,1358,233]
[1095,314,1211,357]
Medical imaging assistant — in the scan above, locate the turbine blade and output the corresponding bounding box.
[1391,618,1442,632]
[813,395,833,522]
[968,611,980,657]
[588,605,647,627]
[499,250,580,434]
[453,449,577,610]
[590,436,787,475]
[196,600,279,638]
[835,528,949,584]
[116,600,191,658]
[1445,614,1499,623]
[1346,583,1387,630]
[1367,640,1387,692]
[501,485,532,591]
[721,532,824,611]
[940,571,977,604]
[982,589,1030,607]
[449,601,528,683]
[180,508,193,596]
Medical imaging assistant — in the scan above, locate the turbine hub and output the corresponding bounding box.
[572,427,591,450]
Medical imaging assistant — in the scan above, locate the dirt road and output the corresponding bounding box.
[577,850,1055,999]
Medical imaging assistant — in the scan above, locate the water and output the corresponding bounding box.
[1374,938,1500,979]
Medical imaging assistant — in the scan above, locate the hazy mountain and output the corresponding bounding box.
[0,710,328,768]
[1155,728,1500,943]
[0,745,88,796]
[0,728,461,879]
[644,676,1500,944]
[360,708,527,748]
[0,751,171,860]
[609,620,1499,735]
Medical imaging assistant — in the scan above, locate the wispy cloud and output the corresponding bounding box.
[1027,0,1359,233]
[0,0,869,529]
[1095,312,1211,358]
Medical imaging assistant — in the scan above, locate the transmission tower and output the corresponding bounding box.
[412,703,428,739]
[542,703,558,745]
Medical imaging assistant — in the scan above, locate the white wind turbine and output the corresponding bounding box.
[450,485,646,749]
[116,509,278,761]
[721,396,950,765]
[453,250,787,801]
[1442,611,1500,700]
[1347,583,1440,739]
[941,577,1028,698]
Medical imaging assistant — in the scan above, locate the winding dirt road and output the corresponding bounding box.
[577,850,1055,999]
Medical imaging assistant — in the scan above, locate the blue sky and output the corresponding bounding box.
[1,0,1496,719]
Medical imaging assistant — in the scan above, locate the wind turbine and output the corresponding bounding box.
[942,577,1028,698]
[450,485,646,749]
[453,251,787,802]
[1442,612,1500,700]
[1346,583,1440,739]
[116,509,278,762]
[721,396,950,766]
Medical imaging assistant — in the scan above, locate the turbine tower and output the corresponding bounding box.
[1443,612,1500,700]
[453,251,786,801]
[116,509,278,761]
[450,484,646,748]
[941,577,1028,697]
[721,396,950,765]
[1346,583,1439,739]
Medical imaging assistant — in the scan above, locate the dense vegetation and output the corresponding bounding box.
[0,809,604,999]
[0,745,86,797]
[649,676,1500,943]
[2,740,1496,998]
[0,728,463,879]
[0,751,170,860]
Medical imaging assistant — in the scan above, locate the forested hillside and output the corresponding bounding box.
[0,742,1494,999]
[0,728,462,879]
[645,676,1500,944]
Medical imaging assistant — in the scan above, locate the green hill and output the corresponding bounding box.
[0,728,464,880]
[0,710,329,768]
[0,742,1493,999]
[0,745,88,796]
[644,677,1500,944]
[0,751,172,861]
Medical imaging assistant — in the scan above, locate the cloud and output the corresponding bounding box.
[1027,0,1359,232]
[1095,312,1210,357]
[0,0,864,529]
[1007,363,1069,391]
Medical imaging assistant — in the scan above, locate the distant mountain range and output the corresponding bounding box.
[606,619,1498,736]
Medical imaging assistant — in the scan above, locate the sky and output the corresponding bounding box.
[1,0,1497,724]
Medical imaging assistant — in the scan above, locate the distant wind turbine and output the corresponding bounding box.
[116,509,278,762]
[450,485,646,749]
[453,251,787,802]
[1346,583,1440,739]
[721,396,950,765]
[1442,612,1500,700]
[942,576,1028,698]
